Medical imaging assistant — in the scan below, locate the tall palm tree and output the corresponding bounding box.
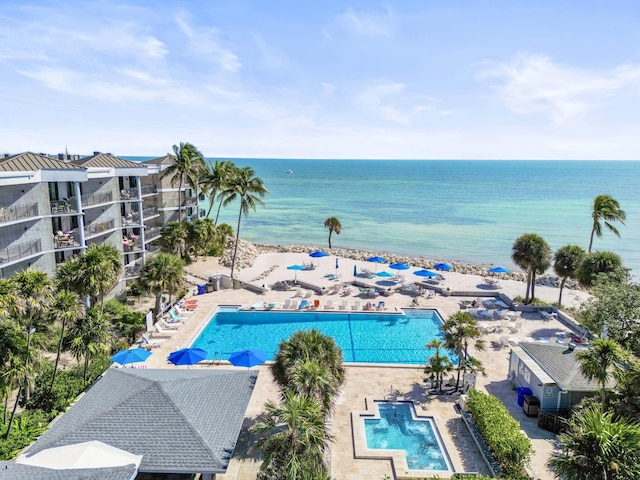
[0,321,26,424]
[68,307,111,385]
[54,257,81,292]
[48,291,84,394]
[253,391,332,480]
[589,194,626,253]
[441,311,485,390]
[75,244,122,308]
[271,329,345,406]
[511,233,552,304]
[577,338,628,410]
[547,406,640,480]
[0,278,19,321]
[161,142,205,222]
[221,166,268,279]
[138,252,185,319]
[288,358,338,416]
[200,159,235,220]
[323,217,341,249]
[161,221,189,258]
[553,245,586,307]
[4,270,53,440]
[424,339,453,393]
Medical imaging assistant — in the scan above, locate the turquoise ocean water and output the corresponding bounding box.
[128,158,640,276]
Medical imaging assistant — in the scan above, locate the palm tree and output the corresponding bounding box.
[547,406,640,480]
[161,142,206,222]
[253,391,332,480]
[68,307,111,385]
[577,338,628,410]
[187,218,217,258]
[577,251,624,288]
[588,194,626,253]
[288,358,338,415]
[424,339,454,393]
[0,278,19,321]
[323,217,341,249]
[138,253,185,319]
[54,257,81,292]
[441,311,485,390]
[271,329,345,406]
[553,245,586,307]
[4,270,53,440]
[0,321,26,424]
[161,221,189,258]
[200,159,235,220]
[511,233,552,304]
[75,244,122,308]
[48,291,84,394]
[221,166,268,279]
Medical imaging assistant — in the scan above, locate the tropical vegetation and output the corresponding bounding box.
[423,339,454,393]
[138,252,186,319]
[588,194,626,253]
[576,250,624,288]
[553,244,586,307]
[577,338,628,411]
[511,233,551,304]
[323,217,341,249]
[161,142,206,222]
[440,311,486,391]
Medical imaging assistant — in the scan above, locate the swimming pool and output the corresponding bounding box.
[363,401,452,471]
[191,308,449,364]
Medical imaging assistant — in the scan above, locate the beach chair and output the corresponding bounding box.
[508,321,522,334]
[154,324,177,337]
[324,300,334,309]
[283,299,292,309]
[168,310,185,323]
[159,318,181,330]
[352,301,360,310]
[141,334,163,349]
[376,301,385,310]
[290,300,299,309]
[304,290,313,298]
[298,299,309,309]
[173,306,194,316]
[339,300,348,310]
[294,288,303,298]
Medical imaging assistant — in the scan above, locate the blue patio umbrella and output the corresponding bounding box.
[353,264,357,277]
[433,263,452,271]
[367,256,387,272]
[335,258,339,275]
[309,250,328,267]
[287,264,305,282]
[228,349,268,368]
[167,348,208,368]
[375,271,395,278]
[414,269,438,278]
[110,348,152,365]
[488,266,510,274]
[389,263,410,271]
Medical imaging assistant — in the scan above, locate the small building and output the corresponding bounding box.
[508,342,602,412]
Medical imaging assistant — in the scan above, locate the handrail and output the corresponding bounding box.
[85,219,115,235]
[0,239,42,263]
[0,202,40,223]
[81,191,113,207]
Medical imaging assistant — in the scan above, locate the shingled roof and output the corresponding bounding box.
[24,369,258,475]
[0,152,84,172]
[73,153,144,169]
[0,461,137,480]
[519,342,604,392]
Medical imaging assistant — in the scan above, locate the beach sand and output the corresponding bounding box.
[138,252,590,479]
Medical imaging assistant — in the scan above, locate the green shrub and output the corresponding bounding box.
[0,409,51,460]
[466,389,532,477]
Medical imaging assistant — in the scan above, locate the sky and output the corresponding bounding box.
[2,1,640,160]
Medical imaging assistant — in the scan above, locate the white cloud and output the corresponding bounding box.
[479,53,640,124]
[336,5,396,36]
[175,15,241,72]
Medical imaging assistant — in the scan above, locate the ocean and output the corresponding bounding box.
[128,158,640,276]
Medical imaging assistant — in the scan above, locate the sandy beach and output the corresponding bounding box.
[137,250,590,479]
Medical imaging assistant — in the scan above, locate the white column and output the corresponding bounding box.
[74,181,86,251]
[136,178,146,262]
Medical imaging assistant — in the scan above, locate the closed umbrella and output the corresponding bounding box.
[335,258,339,276]
[287,264,305,282]
[434,263,452,271]
[228,349,268,368]
[167,348,208,368]
[110,348,152,365]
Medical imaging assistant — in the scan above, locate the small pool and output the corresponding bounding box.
[363,401,451,471]
[191,308,450,364]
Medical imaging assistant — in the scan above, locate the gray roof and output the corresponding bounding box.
[142,155,172,165]
[25,368,258,474]
[519,342,604,392]
[0,152,84,172]
[0,461,137,480]
[73,153,144,169]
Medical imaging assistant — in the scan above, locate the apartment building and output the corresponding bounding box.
[0,151,203,295]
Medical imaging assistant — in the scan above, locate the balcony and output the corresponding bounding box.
[182,196,198,207]
[142,207,159,220]
[81,191,113,208]
[141,185,157,196]
[85,219,115,236]
[146,244,161,254]
[144,226,162,242]
[0,239,42,264]
[122,237,142,253]
[120,189,134,201]
[54,231,81,250]
[0,202,40,225]
[50,198,78,215]
[123,258,143,278]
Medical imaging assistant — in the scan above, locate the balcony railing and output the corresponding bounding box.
[124,258,143,278]
[0,202,40,224]
[144,226,162,240]
[122,238,142,253]
[85,219,115,235]
[142,207,159,219]
[183,196,198,207]
[0,239,42,264]
[146,244,161,254]
[141,185,157,196]
[54,232,81,249]
[81,191,113,207]
[50,198,77,215]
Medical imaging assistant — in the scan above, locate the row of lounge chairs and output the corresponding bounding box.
[244,299,387,311]
[140,298,200,349]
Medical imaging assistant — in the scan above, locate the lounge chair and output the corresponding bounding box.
[159,319,181,330]
[304,290,313,298]
[154,324,177,337]
[298,299,309,309]
[508,321,522,334]
[290,300,299,309]
[168,310,185,323]
[339,300,348,310]
[173,306,193,316]
[352,301,360,310]
[283,299,292,309]
[324,300,334,309]
[141,334,163,349]
[294,288,303,298]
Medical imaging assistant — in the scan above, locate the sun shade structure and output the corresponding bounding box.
[287,264,305,282]
[413,269,438,278]
[388,263,410,271]
[309,251,328,258]
[228,349,268,368]
[375,271,394,278]
[16,441,142,470]
[167,348,208,367]
[110,348,152,365]
[433,263,452,271]
[488,266,510,273]
[367,256,386,272]
[20,369,258,478]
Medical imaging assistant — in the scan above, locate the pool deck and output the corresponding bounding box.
[135,256,580,479]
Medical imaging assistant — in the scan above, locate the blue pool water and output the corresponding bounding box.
[191,308,448,364]
[364,402,450,471]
